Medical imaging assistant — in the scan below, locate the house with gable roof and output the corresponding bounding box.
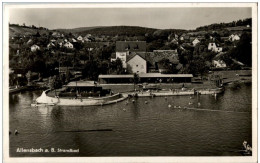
[192,38,200,46]
[126,53,147,74]
[229,34,240,42]
[77,36,84,42]
[64,42,74,49]
[208,42,222,53]
[111,41,146,68]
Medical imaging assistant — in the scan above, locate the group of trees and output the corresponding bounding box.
[9,23,49,30]
[82,58,124,80]
[220,32,252,67]
[196,18,252,31]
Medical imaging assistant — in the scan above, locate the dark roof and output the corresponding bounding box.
[213,52,226,60]
[147,50,179,65]
[125,51,179,68]
[66,81,96,87]
[139,73,193,78]
[116,41,146,52]
[98,73,193,79]
[126,53,146,62]
[99,74,134,78]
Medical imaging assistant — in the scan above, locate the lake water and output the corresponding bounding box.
[9,84,252,156]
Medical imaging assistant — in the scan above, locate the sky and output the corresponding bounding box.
[9,7,252,30]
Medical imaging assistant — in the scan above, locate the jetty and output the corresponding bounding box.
[125,87,224,97]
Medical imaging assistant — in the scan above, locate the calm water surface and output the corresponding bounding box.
[9,84,252,156]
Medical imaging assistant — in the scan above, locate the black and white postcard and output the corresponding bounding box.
[3,2,258,163]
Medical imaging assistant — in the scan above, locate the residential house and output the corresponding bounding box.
[212,60,227,68]
[56,39,64,47]
[212,52,227,68]
[47,42,55,49]
[50,39,56,43]
[229,34,240,42]
[85,34,92,38]
[77,36,84,42]
[126,53,147,74]
[146,50,180,73]
[210,36,215,41]
[170,38,178,45]
[208,43,222,53]
[192,38,200,46]
[31,45,40,52]
[27,39,33,45]
[111,41,146,68]
[72,38,77,43]
[179,34,186,41]
[64,42,74,49]
[84,36,91,42]
[52,32,61,38]
[168,33,175,41]
[215,47,223,53]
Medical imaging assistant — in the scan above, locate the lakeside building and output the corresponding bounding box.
[126,53,147,74]
[111,41,146,68]
[126,50,180,74]
[98,73,193,84]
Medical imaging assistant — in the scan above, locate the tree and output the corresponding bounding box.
[99,61,109,74]
[65,69,71,83]
[158,58,178,74]
[187,56,209,77]
[111,58,124,74]
[133,73,139,91]
[229,32,252,66]
[82,60,99,80]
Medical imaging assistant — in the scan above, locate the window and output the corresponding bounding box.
[136,65,138,67]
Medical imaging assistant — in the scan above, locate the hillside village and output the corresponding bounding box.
[9,18,252,88]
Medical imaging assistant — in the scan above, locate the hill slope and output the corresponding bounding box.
[76,26,158,36]
[9,25,51,37]
[56,26,103,34]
